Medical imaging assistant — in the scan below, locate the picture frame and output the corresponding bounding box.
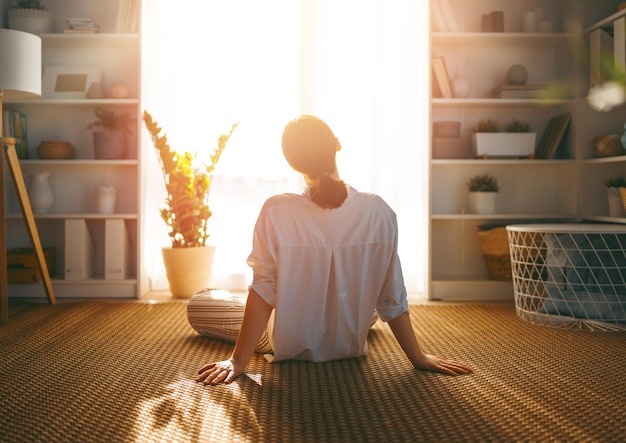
[42,65,102,99]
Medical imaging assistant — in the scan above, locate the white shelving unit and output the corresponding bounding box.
[429,0,626,301]
[2,0,143,299]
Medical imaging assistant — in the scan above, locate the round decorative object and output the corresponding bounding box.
[108,82,131,99]
[593,134,626,157]
[506,64,528,85]
[37,141,75,159]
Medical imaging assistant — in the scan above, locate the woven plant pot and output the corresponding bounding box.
[162,245,216,298]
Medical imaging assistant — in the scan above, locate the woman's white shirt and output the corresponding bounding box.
[247,186,408,362]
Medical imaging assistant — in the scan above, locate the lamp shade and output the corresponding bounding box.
[0,29,41,100]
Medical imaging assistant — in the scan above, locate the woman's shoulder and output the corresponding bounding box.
[261,192,308,210]
[349,188,395,212]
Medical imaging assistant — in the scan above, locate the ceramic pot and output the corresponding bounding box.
[469,192,497,214]
[8,9,54,34]
[93,131,126,159]
[162,245,216,298]
[28,171,54,213]
[607,187,626,218]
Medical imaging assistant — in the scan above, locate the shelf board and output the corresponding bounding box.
[581,216,626,224]
[5,213,138,220]
[431,213,575,220]
[431,159,575,165]
[6,98,139,106]
[580,156,626,164]
[431,32,575,46]
[431,98,575,106]
[8,279,138,299]
[430,279,514,301]
[41,33,140,49]
[19,159,138,166]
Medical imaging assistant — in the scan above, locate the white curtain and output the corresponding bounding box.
[141,0,429,299]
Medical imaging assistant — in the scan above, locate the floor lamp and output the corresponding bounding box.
[0,29,55,324]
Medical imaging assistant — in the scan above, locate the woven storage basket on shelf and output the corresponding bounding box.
[620,187,626,211]
[37,141,74,159]
[476,226,512,281]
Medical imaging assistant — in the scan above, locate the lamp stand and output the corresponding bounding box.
[1,134,56,325]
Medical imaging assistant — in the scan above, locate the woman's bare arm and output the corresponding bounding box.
[387,312,472,375]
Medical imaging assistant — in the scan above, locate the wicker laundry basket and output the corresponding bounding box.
[476,225,512,281]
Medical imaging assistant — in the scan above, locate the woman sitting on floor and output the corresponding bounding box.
[189,115,473,385]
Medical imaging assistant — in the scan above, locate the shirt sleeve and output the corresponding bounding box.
[246,201,278,307]
[375,210,409,322]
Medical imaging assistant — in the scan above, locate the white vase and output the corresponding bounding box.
[451,68,471,98]
[96,185,117,214]
[28,171,54,213]
[162,245,216,298]
[607,187,626,218]
[469,192,497,214]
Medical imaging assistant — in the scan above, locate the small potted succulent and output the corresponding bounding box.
[8,0,55,34]
[467,173,500,214]
[87,107,136,159]
[604,175,626,218]
[471,118,536,158]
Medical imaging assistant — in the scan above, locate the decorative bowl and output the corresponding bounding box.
[592,134,626,158]
[37,141,75,159]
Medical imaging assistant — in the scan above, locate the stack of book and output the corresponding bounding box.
[2,110,28,159]
[491,84,548,99]
[64,18,99,33]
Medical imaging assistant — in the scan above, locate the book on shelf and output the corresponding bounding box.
[535,113,571,159]
[65,17,99,33]
[432,56,453,98]
[2,110,29,159]
[64,29,98,34]
[491,84,548,99]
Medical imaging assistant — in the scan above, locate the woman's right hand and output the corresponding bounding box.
[196,358,245,385]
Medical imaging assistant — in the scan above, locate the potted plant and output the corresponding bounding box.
[8,1,55,34]
[466,173,499,214]
[87,108,136,159]
[471,118,536,158]
[604,175,626,218]
[143,111,238,298]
